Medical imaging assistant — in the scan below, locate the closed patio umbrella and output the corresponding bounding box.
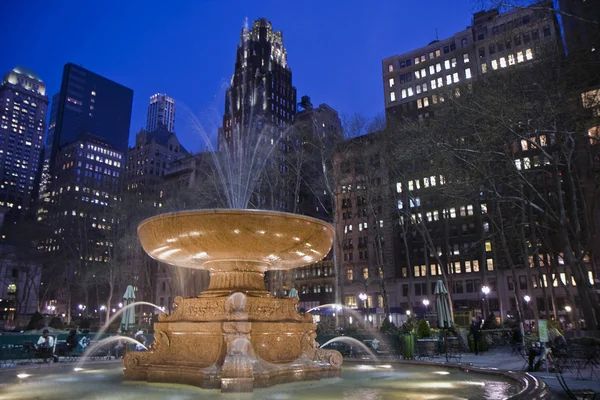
[121,285,136,331]
[434,279,453,361]
[434,280,452,329]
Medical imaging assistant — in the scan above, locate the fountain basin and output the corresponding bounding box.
[0,361,550,399]
[138,209,334,271]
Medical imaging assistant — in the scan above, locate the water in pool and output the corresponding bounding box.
[0,362,519,400]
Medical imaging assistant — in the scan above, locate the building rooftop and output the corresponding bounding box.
[11,66,43,82]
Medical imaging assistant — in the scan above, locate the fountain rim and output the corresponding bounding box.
[137,208,335,234]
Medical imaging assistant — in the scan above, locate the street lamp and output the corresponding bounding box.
[406,310,411,316]
[481,286,490,317]
[524,295,531,303]
[565,305,572,313]
[423,299,430,314]
[358,293,369,328]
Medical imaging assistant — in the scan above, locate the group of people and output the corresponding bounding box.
[36,328,78,362]
[528,328,568,372]
[113,330,148,359]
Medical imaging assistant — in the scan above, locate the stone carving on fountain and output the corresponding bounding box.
[123,210,342,392]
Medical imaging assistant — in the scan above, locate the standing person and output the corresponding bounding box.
[113,330,125,359]
[470,316,482,355]
[37,328,58,362]
[66,328,78,353]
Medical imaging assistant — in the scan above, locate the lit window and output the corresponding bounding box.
[408,180,414,191]
[415,70,421,79]
[417,99,423,109]
[508,54,516,65]
[451,58,457,68]
[431,80,437,89]
[429,65,435,75]
[463,53,469,63]
[437,77,443,87]
[486,259,494,271]
[390,92,396,102]
[407,87,414,96]
[481,63,488,73]
[389,78,395,87]
[444,60,450,70]
[452,72,459,83]
[491,60,498,70]
[436,63,442,72]
[450,208,457,218]
[485,241,492,252]
[432,95,438,104]
[515,159,522,170]
[525,48,533,60]
[416,85,422,94]
[422,83,428,92]
[421,68,426,77]
[589,271,594,285]
[465,67,472,79]
[446,75,452,85]
[401,89,407,99]
[499,57,507,68]
[517,51,524,63]
[396,182,402,193]
[423,97,429,107]
[521,139,528,151]
[388,64,394,72]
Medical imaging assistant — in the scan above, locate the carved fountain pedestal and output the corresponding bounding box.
[123,210,342,392]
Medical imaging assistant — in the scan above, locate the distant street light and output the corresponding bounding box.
[423,299,430,307]
[524,295,531,303]
[565,305,572,313]
[406,310,411,316]
[100,305,106,311]
[118,303,123,308]
[481,286,490,317]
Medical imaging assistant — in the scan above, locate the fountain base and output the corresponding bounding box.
[123,294,342,392]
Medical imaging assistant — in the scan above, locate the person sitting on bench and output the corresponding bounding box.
[37,329,58,362]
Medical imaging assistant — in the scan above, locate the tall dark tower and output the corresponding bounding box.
[220,18,297,151]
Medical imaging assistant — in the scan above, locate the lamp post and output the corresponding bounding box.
[523,295,531,320]
[565,305,572,327]
[423,299,430,316]
[359,293,369,328]
[481,286,490,317]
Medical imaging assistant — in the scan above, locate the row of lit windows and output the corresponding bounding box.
[344,220,384,233]
[396,176,446,193]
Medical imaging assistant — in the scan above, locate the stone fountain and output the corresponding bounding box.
[123,209,342,392]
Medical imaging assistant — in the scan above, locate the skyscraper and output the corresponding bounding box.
[146,93,175,133]
[37,65,132,316]
[220,18,297,151]
[45,63,133,164]
[39,63,133,220]
[0,67,48,223]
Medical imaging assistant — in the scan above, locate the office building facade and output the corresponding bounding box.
[0,67,48,226]
[146,93,175,133]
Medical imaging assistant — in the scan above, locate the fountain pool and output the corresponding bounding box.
[0,361,540,400]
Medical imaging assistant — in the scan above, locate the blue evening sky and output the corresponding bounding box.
[1,0,478,152]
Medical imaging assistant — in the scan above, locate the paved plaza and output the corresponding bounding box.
[452,350,599,399]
